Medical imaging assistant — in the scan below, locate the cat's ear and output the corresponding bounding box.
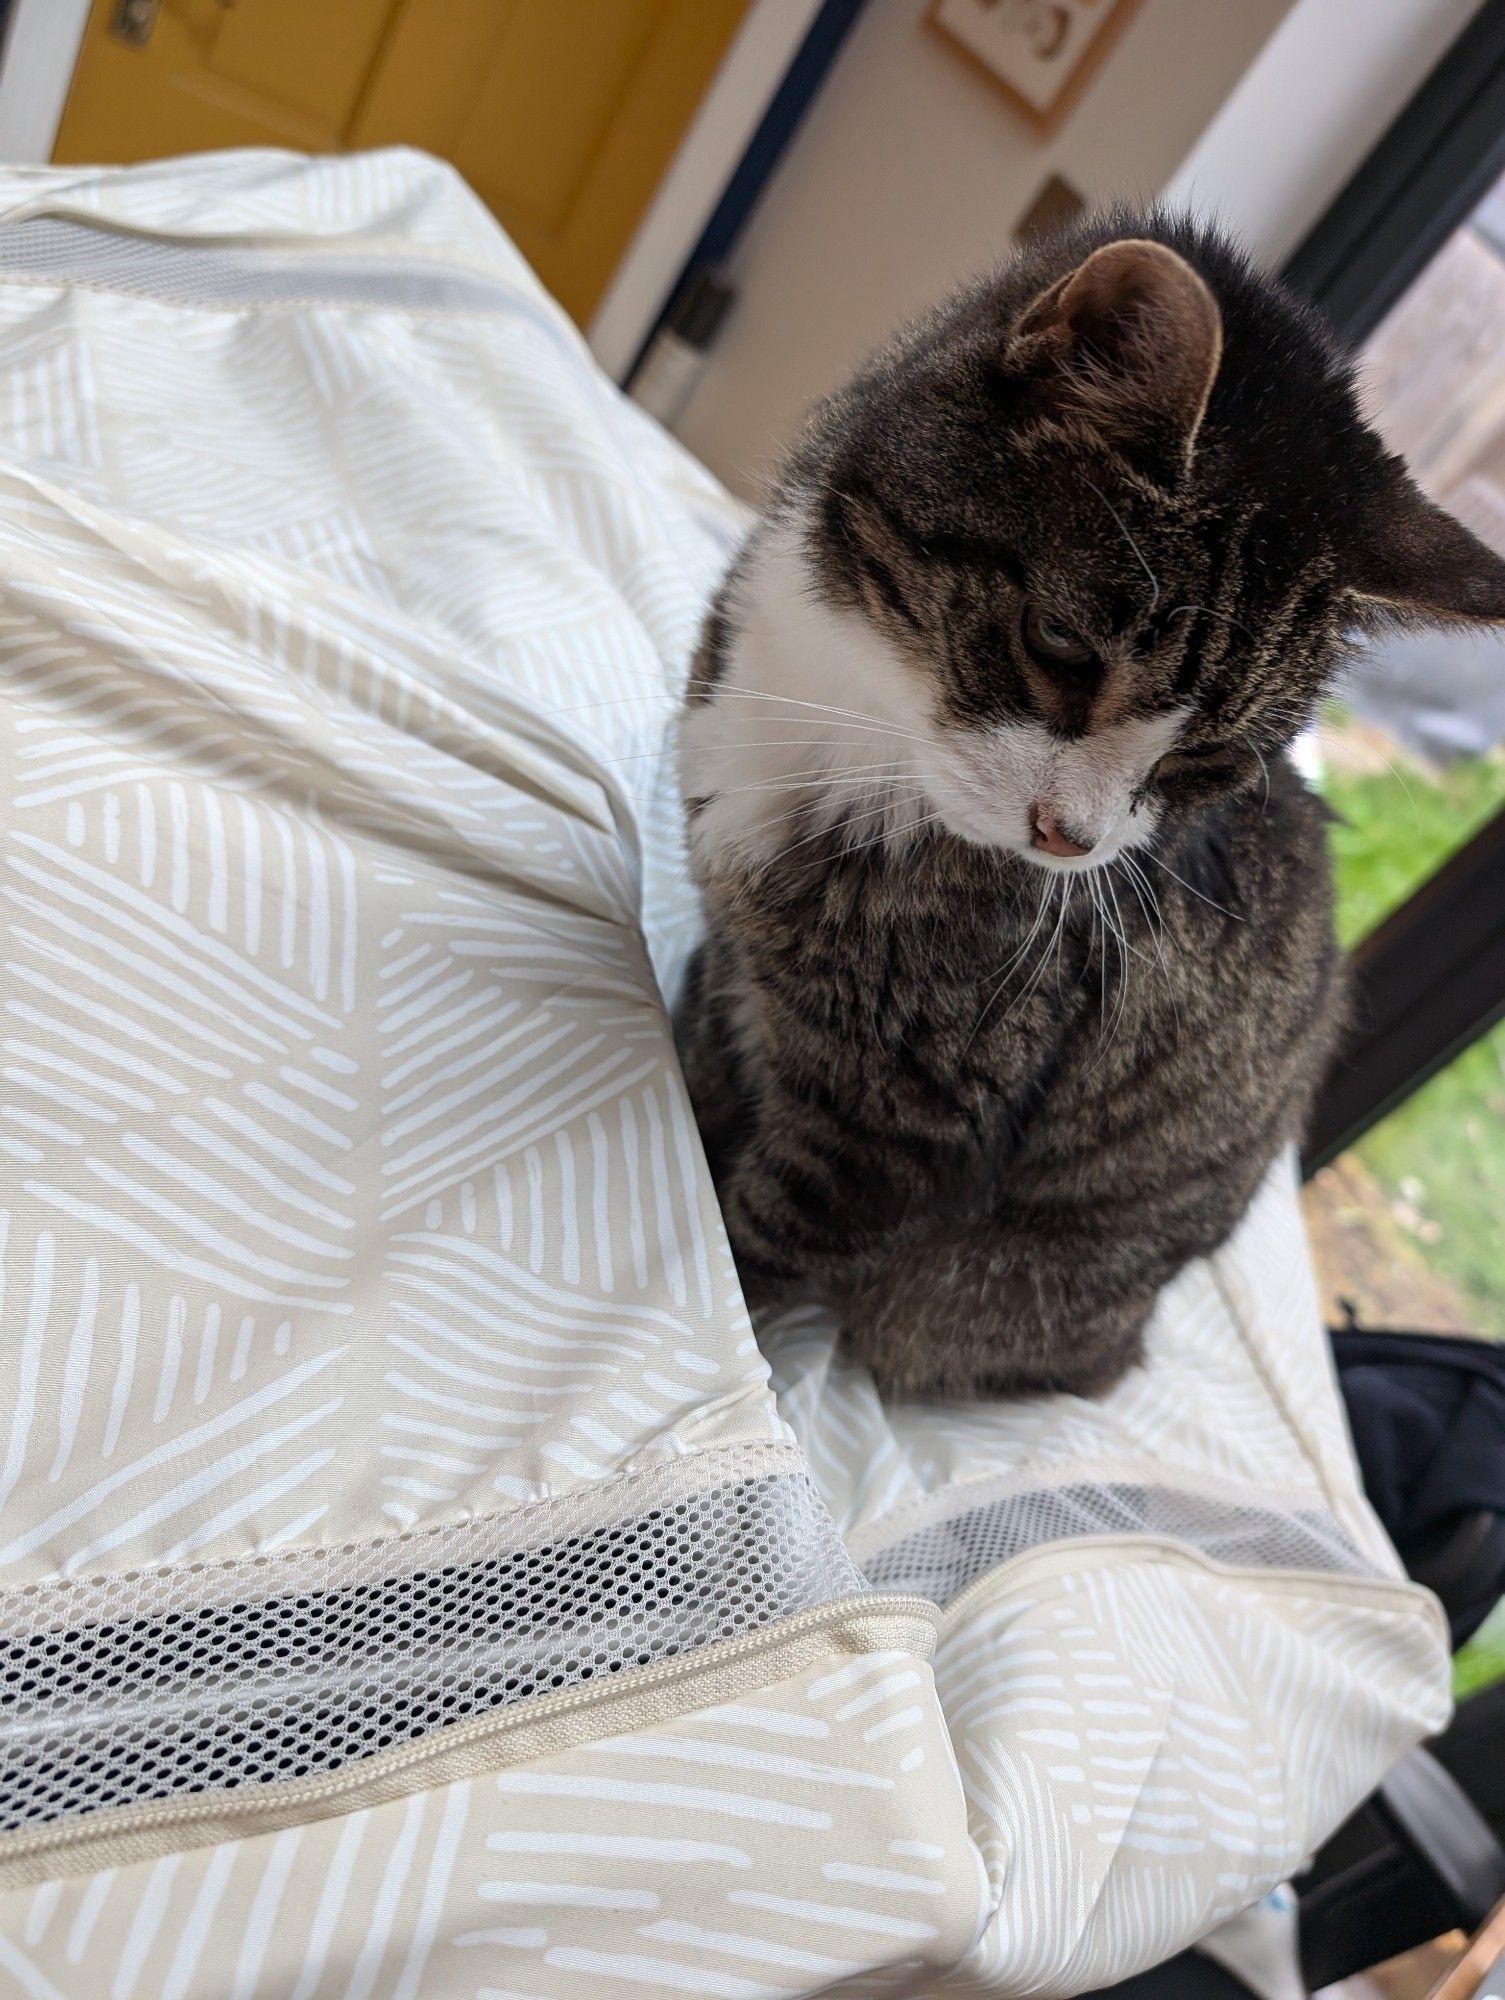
[1348,474,1505,624]
[1010,239,1223,473]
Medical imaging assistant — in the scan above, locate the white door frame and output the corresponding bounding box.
[0,0,90,164]
[586,0,828,381]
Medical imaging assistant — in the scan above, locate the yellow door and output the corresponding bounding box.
[52,0,751,324]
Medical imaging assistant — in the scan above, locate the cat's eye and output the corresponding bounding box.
[1020,603,1097,670]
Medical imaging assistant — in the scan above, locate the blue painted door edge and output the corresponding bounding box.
[623,0,870,389]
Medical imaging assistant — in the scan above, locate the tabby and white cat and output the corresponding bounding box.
[676,215,1505,1401]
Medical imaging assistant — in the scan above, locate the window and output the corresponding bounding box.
[1286,2,1505,1345]
[1302,165,1505,1334]
[1305,1034,1505,1338]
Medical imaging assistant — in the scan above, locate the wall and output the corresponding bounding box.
[674,0,1294,495]
[1166,0,1487,266]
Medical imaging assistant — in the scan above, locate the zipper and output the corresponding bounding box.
[0,1591,937,1873]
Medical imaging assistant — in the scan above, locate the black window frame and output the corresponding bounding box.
[1285,0,1505,1173]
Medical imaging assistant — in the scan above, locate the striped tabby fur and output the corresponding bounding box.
[677,212,1505,1401]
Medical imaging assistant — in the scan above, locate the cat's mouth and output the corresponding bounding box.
[917,750,1150,876]
[976,816,1133,876]
[915,714,1176,877]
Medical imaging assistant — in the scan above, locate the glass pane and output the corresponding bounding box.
[1316,702,1505,951]
[1301,160,1505,1345]
[1303,1025,1505,1337]
[1312,164,1505,946]
[1455,1593,1505,1700]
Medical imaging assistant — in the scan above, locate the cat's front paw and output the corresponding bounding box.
[838,1292,1004,1402]
[838,1252,1149,1404]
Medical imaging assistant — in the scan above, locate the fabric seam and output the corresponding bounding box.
[0,1593,937,1888]
[1,1436,807,1617]
[937,1531,1453,1639]
[843,1456,1357,1565]
[0,266,541,320]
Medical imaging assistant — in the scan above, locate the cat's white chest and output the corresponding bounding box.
[679,518,936,874]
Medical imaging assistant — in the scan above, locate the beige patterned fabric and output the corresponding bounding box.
[0,150,1449,1998]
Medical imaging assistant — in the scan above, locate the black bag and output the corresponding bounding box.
[1331,1325,1505,1646]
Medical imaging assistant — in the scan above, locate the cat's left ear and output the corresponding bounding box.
[1348,472,1505,624]
[1009,238,1223,476]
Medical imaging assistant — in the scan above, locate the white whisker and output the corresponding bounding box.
[1100,863,1151,968]
[1084,477,1160,615]
[824,806,950,862]
[1100,867,1138,1052]
[1050,876,1076,997]
[1118,853,1183,1042]
[1013,875,1072,1015]
[1251,744,1271,811]
[776,788,934,857]
[966,875,1055,1050]
[1144,849,1244,921]
[547,680,929,745]
[1165,602,1253,638]
[652,748,912,776]
[688,679,930,742]
[705,762,917,801]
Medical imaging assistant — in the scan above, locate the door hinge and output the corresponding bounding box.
[109,0,161,47]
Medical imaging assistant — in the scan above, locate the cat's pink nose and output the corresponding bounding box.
[1030,805,1093,858]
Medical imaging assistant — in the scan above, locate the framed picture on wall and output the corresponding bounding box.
[927,0,1145,133]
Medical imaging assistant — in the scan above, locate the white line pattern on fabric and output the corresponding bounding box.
[0,148,1451,1999]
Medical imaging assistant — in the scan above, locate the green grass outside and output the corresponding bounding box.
[1322,737,1505,952]
[1315,719,1505,1698]
[1318,728,1505,1339]
[1455,1602,1505,1701]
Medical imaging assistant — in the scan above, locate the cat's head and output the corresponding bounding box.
[786,210,1505,873]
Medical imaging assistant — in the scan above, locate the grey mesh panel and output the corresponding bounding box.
[862,1480,1378,1606]
[0,1473,865,1834]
